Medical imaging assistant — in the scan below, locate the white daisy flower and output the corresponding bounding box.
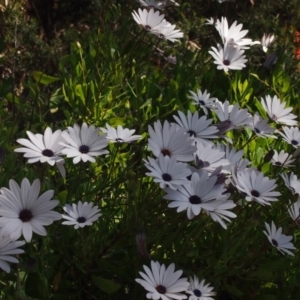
[173,110,219,145]
[261,95,298,126]
[280,172,300,195]
[61,201,101,229]
[154,23,184,42]
[215,100,253,133]
[14,127,66,177]
[0,178,61,243]
[215,17,259,49]
[263,221,296,256]
[271,150,295,168]
[216,143,244,172]
[100,124,142,143]
[261,33,275,52]
[145,154,191,189]
[138,0,167,10]
[135,261,190,300]
[206,196,237,229]
[233,169,280,205]
[60,123,108,164]
[0,231,25,273]
[278,126,300,148]
[132,8,168,32]
[163,172,224,220]
[287,199,300,225]
[15,128,64,165]
[248,113,276,138]
[194,144,230,173]
[148,120,197,162]
[209,44,247,72]
[188,89,217,115]
[187,276,216,300]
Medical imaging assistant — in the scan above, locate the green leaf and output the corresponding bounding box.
[92,276,121,294]
[252,269,273,280]
[225,285,243,297]
[25,272,45,299]
[32,71,60,85]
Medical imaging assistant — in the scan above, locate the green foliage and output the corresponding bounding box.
[0,0,300,299]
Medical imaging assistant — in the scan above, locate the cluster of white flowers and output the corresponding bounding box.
[135,85,299,297]
[0,123,142,272]
[207,16,275,71]
[136,261,216,300]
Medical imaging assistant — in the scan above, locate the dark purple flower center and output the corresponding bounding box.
[162,173,172,181]
[19,209,33,222]
[289,187,295,194]
[254,127,260,133]
[196,159,210,169]
[223,59,231,66]
[188,130,196,137]
[157,33,165,39]
[251,190,260,197]
[79,145,90,153]
[275,161,282,166]
[156,285,166,294]
[272,239,278,247]
[199,100,205,106]
[115,138,124,143]
[291,140,298,146]
[189,195,201,204]
[42,149,54,157]
[194,289,202,297]
[144,25,151,31]
[77,217,86,223]
[161,149,171,157]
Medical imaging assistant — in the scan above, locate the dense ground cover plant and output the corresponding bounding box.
[1,0,300,299]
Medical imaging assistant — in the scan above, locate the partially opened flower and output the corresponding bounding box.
[173,110,219,145]
[0,231,25,273]
[148,120,197,162]
[138,0,167,10]
[215,101,252,132]
[249,113,276,138]
[0,178,61,242]
[145,154,191,189]
[194,144,230,173]
[187,276,216,300]
[100,124,142,143]
[154,23,184,42]
[136,261,190,300]
[287,199,300,225]
[60,123,108,164]
[271,150,295,168]
[132,8,167,32]
[280,172,300,195]
[233,169,280,205]
[215,17,258,49]
[278,126,300,148]
[61,201,101,229]
[163,172,224,219]
[189,89,217,114]
[261,33,275,52]
[216,143,244,172]
[263,221,296,256]
[206,196,237,229]
[209,44,247,72]
[261,95,298,126]
[14,127,66,177]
